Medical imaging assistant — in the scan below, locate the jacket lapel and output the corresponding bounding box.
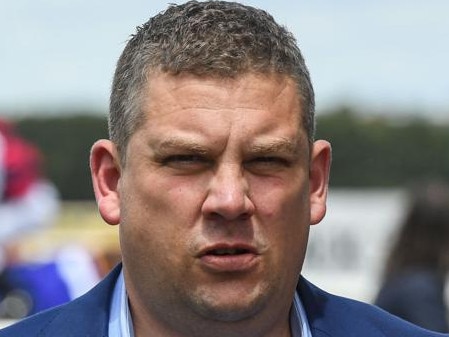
[41,264,122,337]
[297,276,371,337]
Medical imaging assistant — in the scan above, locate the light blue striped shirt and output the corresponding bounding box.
[108,271,311,337]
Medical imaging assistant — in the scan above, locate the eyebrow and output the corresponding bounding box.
[153,138,210,155]
[249,138,301,156]
[152,136,302,157]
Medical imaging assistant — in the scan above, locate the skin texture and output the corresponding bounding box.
[90,72,331,337]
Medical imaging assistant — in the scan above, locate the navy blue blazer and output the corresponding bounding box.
[0,264,447,337]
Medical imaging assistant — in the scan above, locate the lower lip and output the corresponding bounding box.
[199,253,259,273]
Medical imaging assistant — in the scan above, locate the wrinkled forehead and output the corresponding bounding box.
[140,71,306,128]
[128,72,309,158]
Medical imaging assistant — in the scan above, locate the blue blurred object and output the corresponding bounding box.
[2,262,71,316]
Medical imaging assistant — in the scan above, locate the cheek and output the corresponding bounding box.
[123,171,205,219]
[119,209,187,284]
[250,174,309,221]
[250,177,310,261]
[119,173,207,261]
[161,174,216,224]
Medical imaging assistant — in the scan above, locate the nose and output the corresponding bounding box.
[201,163,255,221]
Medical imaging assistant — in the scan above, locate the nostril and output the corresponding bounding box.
[239,212,252,220]
[202,207,253,222]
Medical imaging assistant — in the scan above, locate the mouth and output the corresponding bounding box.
[198,244,259,272]
[206,247,253,256]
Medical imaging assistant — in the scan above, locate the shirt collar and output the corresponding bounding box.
[291,289,312,337]
[108,271,134,337]
[108,270,311,337]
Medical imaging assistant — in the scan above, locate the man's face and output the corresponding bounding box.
[92,72,330,332]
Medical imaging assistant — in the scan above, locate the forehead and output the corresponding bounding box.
[141,72,303,123]
[128,72,308,158]
[134,73,307,149]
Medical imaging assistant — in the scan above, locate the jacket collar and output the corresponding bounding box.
[297,276,392,337]
[42,264,122,337]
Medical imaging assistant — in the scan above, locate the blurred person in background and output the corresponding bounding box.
[375,179,449,332]
[0,118,60,318]
[0,119,59,246]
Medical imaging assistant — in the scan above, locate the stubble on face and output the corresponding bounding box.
[119,72,312,337]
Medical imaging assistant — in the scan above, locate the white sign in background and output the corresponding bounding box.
[302,188,406,303]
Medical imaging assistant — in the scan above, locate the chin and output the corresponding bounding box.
[196,302,263,322]
[190,288,271,322]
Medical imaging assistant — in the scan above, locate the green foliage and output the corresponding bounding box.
[8,107,449,199]
[316,107,449,187]
[15,115,108,200]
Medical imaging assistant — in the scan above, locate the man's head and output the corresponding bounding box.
[91,2,331,336]
[109,0,315,162]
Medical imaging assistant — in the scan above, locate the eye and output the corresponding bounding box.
[163,154,204,164]
[160,154,211,171]
[245,156,292,173]
[252,156,288,164]
[251,156,291,165]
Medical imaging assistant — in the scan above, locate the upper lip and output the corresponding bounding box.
[197,243,259,257]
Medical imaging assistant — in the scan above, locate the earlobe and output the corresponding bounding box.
[309,140,332,225]
[90,139,121,225]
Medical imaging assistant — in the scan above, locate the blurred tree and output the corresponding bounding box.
[316,107,449,187]
[15,115,108,200]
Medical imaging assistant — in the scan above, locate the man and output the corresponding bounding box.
[0,1,445,336]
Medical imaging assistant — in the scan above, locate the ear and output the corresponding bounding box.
[90,139,121,225]
[309,140,332,225]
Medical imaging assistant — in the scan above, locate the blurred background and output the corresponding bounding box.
[1,0,448,331]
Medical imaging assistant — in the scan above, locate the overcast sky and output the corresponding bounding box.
[1,0,448,120]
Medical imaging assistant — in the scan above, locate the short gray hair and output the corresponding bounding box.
[109,1,315,162]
